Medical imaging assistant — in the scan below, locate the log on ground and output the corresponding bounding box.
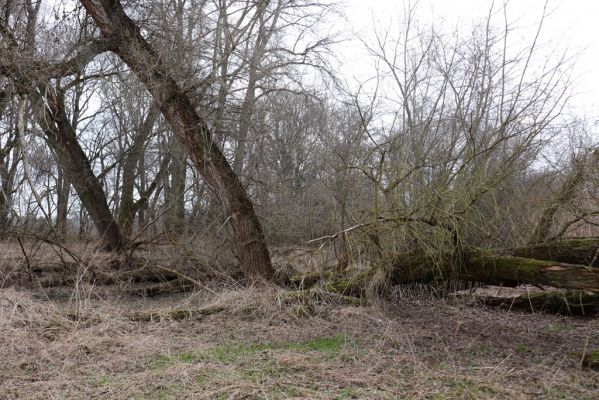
[284,247,599,296]
[462,249,599,292]
[472,290,599,315]
[512,239,599,267]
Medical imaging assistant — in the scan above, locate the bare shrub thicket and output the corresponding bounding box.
[0,0,596,283]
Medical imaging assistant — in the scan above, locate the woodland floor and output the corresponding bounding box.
[1,282,598,400]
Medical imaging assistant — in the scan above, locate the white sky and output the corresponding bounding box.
[341,0,599,119]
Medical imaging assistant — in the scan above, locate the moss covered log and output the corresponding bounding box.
[322,269,373,297]
[285,269,375,298]
[388,249,599,291]
[571,349,599,370]
[389,252,448,284]
[462,249,599,292]
[512,239,599,267]
[582,350,599,370]
[475,290,599,315]
[288,247,599,297]
[386,248,599,292]
[287,272,324,289]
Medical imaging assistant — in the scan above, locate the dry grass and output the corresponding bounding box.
[1,282,598,400]
[1,240,597,399]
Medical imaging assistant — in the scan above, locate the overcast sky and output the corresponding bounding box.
[340,0,599,119]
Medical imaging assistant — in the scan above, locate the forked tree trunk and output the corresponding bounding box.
[232,1,280,175]
[80,0,273,278]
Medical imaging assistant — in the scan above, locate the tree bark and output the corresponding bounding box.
[164,139,187,236]
[80,0,273,278]
[0,134,17,236]
[55,170,69,239]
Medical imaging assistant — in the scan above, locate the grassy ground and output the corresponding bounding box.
[1,283,598,399]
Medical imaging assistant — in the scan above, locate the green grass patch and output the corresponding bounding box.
[514,343,529,354]
[449,379,497,399]
[98,375,112,385]
[303,334,347,352]
[546,387,571,400]
[335,386,361,399]
[150,334,354,378]
[209,333,350,363]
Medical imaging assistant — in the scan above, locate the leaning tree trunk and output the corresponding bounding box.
[32,86,126,251]
[80,0,273,278]
[2,14,126,250]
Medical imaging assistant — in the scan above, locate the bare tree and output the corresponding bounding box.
[79,0,273,278]
[344,2,571,259]
[0,0,127,250]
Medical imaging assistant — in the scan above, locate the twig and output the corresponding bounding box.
[306,223,366,244]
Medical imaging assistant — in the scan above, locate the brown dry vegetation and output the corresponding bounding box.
[2,1,599,398]
[1,241,598,400]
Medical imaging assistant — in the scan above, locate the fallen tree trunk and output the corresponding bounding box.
[460,249,599,292]
[579,350,599,370]
[390,248,599,292]
[511,239,599,267]
[294,247,599,297]
[463,290,599,316]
